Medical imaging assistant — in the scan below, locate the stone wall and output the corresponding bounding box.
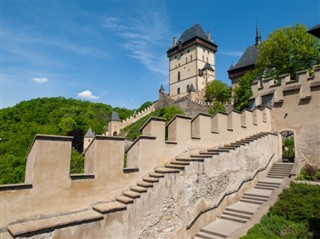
[0,107,273,238]
[251,65,320,166]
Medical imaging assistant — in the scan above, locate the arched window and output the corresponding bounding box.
[177,88,180,94]
[113,131,118,136]
[178,71,181,82]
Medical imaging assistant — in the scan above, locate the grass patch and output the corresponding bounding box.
[242,183,320,239]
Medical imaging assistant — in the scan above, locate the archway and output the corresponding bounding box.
[280,130,295,163]
[113,131,118,136]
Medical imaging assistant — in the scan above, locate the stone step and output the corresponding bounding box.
[143,176,159,183]
[268,173,289,176]
[190,154,213,158]
[241,195,268,202]
[225,208,253,216]
[256,183,279,188]
[222,211,251,220]
[207,149,230,153]
[116,195,134,204]
[220,214,248,224]
[176,157,204,162]
[130,185,148,193]
[267,175,286,179]
[149,172,165,178]
[165,163,185,170]
[137,181,153,188]
[195,231,224,239]
[92,201,127,214]
[200,228,228,238]
[155,167,180,173]
[199,151,220,156]
[123,190,141,199]
[170,160,190,165]
[219,146,237,150]
[244,192,270,199]
[255,186,276,190]
[239,198,264,205]
[225,144,241,148]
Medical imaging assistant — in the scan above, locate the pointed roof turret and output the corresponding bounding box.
[178,24,209,43]
[159,84,165,92]
[85,127,95,138]
[255,22,262,46]
[110,111,120,121]
[188,83,196,93]
[203,62,214,71]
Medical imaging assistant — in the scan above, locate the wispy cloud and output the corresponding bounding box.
[218,51,243,57]
[32,77,48,84]
[102,7,170,75]
[77,90,100,100]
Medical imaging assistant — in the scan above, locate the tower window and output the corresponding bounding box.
[186,57,188,63]
[177,88,180,94]
[178,71,181,82]
[190,55,192,61]
[187,85,190,91]
[207,57,208,63]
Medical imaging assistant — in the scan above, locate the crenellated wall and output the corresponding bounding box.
[119,104,156,129]
[0,107,273,238]
[251,65,320,166]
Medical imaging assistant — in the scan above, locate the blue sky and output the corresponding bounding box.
[1,0,319,109]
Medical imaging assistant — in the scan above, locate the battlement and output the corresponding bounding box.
[0,107,272,231]
[251,65,320,107]
[119,104,156,129]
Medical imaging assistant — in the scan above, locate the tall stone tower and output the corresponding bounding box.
[108,111,120,136]
[167,24,218,99]
[83,127,94,152]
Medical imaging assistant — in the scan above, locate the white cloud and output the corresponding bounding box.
[218,51,243,57]
[102,8,169,75]
[32,77,48,84]
[77,90,100,100]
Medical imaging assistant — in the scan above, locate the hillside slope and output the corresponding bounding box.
[0,97,133,184]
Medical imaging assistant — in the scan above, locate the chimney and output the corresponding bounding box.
[173,37,176,47]
[207,31,211,41]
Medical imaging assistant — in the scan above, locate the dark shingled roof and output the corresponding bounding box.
[188,83,196,93]
[228,45,258,71]
[159,84,165,91]
[178,24,208,43]
[203,62,214,71]
[308,24,320,38]
[110,111,120,121]
[85,127,94,138]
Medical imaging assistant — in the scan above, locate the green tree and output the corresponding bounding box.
[136,101,153,112]
[233,70,257,111]
[208,101,226,115]
[256,24,320,79]
[205,80,231,103]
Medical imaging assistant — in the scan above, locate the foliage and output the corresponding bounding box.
[205,80,231,103]
[297,164,320,181]
[136,101,153,112]
[242,183,320,239]
[0,97,135,184]
[70,148,85,174]
[282,137,295,160]
[233,70,257,111]
[256,24,320,80]
[208,101,226,115]
[121,105,185,141]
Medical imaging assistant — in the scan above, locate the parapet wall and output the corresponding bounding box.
[251,65,320,166]
[0,107,272,235]
[120,104,156,129]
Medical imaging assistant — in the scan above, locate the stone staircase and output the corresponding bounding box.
[194,162,294,239]
[6,132,275,238]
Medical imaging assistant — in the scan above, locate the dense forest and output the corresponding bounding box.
[0,97,147,184]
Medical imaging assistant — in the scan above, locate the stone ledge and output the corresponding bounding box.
[7,210,103,237]
[0,183,32,192]
[92,201,127,214]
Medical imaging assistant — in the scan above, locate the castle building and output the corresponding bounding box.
[228,24,262,90]
[108,111,120,136]
[83,127,94,152]
[167,24,218,100]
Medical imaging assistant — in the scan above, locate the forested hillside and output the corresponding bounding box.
[0,97,135,184]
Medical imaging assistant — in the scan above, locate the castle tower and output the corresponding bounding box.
[83,127,94,152]
[108,111,120,136]
[167,24,218,100]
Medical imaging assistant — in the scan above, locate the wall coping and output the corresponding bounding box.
[166,114,193,128]
[125,135,157,153]
[139,116,166,132]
